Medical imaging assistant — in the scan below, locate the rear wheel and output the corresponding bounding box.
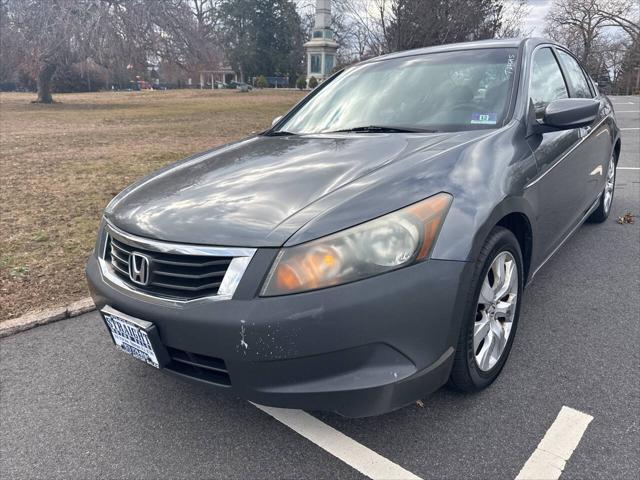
[587,152,616,223]
[449,227,523,391]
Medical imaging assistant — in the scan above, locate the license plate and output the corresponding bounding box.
[101,306,160,368]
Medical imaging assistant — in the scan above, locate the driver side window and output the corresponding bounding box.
[530,48,569,119]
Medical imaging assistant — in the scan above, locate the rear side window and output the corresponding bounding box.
[529,48,568,118]
[556,50,593,98]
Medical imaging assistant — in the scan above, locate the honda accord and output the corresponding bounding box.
[87,38,621,417]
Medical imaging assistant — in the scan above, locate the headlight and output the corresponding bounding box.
[261,193,452,296]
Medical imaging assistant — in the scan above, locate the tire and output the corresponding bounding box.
[449,227,523,392]
[587,152,617,223]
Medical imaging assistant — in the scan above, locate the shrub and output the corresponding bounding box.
[296,75,307,90]
[256,75,268,89]
[308,76,318,89]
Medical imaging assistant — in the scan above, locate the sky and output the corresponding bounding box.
[524,0,553,36]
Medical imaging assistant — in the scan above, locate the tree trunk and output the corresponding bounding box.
[35,63,57,103]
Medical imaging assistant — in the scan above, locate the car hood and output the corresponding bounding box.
[106,132,483,247]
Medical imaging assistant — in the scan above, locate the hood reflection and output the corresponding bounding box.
[108,133,461,247]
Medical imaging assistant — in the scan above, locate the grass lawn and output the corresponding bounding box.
[0,89,305,321]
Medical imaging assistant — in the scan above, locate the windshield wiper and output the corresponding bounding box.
[264,130,298,137]
[325,125,439,134]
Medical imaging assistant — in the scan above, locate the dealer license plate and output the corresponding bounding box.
[101,306,160,368]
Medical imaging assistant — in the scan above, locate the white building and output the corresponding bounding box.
[303,0,338,85]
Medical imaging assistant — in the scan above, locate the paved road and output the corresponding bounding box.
[2,97,638,480]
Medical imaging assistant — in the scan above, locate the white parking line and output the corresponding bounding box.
[253,403,422,480]
[618,167,640,170]
[516,406,593,480]
[615,110,639,113]
[621,127,640,130]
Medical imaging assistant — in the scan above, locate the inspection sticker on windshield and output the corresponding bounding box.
[470,112,497,125]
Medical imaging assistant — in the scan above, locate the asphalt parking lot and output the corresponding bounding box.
[1,96,638,480]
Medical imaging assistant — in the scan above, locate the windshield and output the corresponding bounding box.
[276,48,518,135]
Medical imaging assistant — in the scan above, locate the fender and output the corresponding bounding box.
[448,196,536,282]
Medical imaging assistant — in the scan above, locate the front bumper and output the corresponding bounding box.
[87,252,471,417]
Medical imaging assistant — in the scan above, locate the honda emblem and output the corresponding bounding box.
[129,252,150,286]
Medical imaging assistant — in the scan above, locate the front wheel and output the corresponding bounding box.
[587,152,617,223]
[449,227,523,392]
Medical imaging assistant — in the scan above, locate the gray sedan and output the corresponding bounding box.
[86,38,621,417]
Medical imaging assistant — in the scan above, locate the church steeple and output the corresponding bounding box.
[303,0,339,86]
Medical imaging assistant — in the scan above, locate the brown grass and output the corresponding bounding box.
[0,89,305,321]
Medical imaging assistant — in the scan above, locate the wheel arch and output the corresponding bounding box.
[495,212,533,285]
[613,137,621,164]
[465,198,536,286]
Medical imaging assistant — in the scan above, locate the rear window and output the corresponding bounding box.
[556,50,593,98]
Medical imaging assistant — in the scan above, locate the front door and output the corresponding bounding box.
[555,49,612,204]
[526,47,586,261]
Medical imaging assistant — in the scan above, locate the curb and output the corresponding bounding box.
[0,298,96,338]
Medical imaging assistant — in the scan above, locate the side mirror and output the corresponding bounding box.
[272,116,283,127]
[527,98,599,136]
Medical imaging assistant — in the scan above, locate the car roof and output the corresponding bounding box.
[360,38,560,64]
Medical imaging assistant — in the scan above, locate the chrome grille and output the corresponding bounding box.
[100,223,255,302]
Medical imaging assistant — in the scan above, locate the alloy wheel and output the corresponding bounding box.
[604,156,616,214]
[474,251,518,372]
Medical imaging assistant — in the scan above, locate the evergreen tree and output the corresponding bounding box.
[217,0,304,85]
[386,0,510,52]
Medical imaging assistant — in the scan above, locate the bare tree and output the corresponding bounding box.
[495,0,531,38]
[597,0,639,93]
[544,0,638,76]
[2,0,175,101]
[596,0,639,39]
[334,0,391,58]
[598,36,630,87]
[0,0,22,87]
[152,0,224,73]
[4,0,91,102]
